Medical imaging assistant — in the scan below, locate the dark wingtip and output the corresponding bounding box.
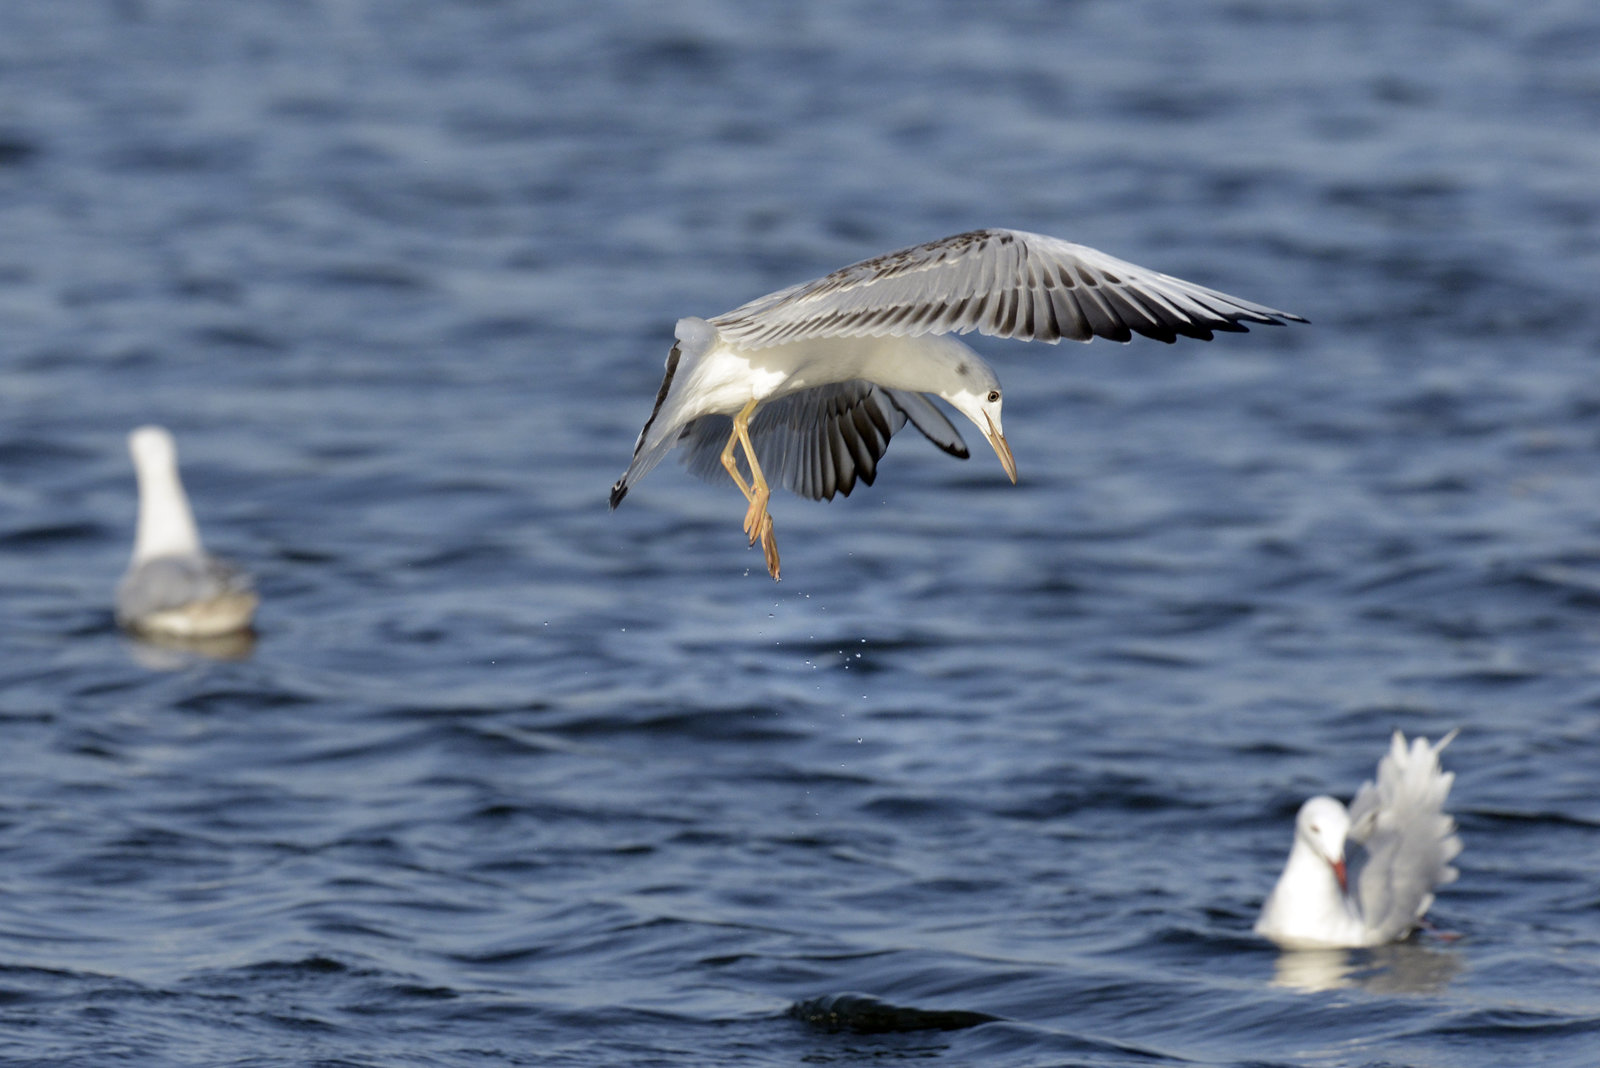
[1251,309,1309,327]
[609,479,627,510]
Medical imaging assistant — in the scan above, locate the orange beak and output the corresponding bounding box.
[1332,857,1348,894]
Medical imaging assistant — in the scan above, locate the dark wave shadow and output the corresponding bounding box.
[789,991,1001,1034]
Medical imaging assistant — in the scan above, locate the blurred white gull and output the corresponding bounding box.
[610,228,1305,579]
[116,426,258,638]
[1255,731,1461,950]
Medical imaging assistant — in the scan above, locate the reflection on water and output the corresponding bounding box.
[1270,942,1464,995]
[124,629,258,670]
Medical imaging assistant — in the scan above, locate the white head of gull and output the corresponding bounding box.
[116,425,258,639]
[610,228,1306,579]
[1255,731,1461,950]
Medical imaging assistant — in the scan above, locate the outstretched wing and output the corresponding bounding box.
[710,228,1305,349]
[679,382,968,502]
[1349,731,1462,943]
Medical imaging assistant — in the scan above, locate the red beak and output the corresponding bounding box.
[1332,857,1348,894]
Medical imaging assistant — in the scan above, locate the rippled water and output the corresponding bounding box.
[5,2,1600,1065]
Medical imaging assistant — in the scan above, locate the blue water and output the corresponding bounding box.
[4,1,1600,1065]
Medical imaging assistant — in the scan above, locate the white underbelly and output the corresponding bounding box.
[681,346,793,416]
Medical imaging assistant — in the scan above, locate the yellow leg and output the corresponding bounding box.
[719,414,756,503]
[723,399,780,580]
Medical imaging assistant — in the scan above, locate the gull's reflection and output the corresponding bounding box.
[1270,941,1463,994]
[125,628,258,670]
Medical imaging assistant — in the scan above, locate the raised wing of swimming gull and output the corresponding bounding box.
[1255,731,1461,950]
[116,425,258,639]
[611,228,1306,579]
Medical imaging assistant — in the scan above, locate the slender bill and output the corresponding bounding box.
[983,412,1017,484]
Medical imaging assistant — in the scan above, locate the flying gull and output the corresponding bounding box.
[611,228,1305,579]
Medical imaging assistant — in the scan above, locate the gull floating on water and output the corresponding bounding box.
[610,228,1305,579]
[1255,731,1461,950]
[116,425,258,638]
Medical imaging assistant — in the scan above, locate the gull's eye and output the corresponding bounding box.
[986,389,1001,403]
[1310,825,1320,834]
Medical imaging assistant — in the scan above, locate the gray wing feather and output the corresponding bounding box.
[116,553,253,624]
[1349,731,1462,943]
[710,228,1305,350]
[679,382,969,502]
[881,388,967,458]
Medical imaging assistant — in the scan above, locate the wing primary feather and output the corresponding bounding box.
[824,422,846,499]
[884,389,968,457]
[1074,278,1133,342]
[1031,285,1063,342]
[1049,288,1092,341]
[706,228,1302,348]
[1102,286,1178,343]
[1000,287,1021,336]
[1123,284,1214,339]
[865,395,894,440]
[845,406,877,486]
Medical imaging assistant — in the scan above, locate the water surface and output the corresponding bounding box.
[3,2,1600,1065]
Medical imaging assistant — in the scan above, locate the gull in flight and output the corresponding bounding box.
[610,228,1305,579]
[1255,731,1462,950]
[116,425,258,639]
